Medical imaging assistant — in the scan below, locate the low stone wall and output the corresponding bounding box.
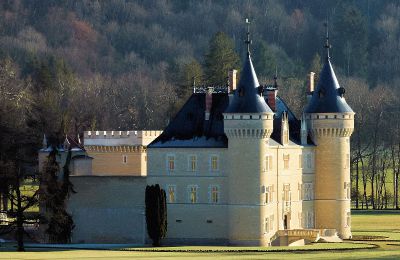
[67,176,147,244]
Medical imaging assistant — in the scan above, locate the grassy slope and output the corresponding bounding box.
[1,211,400,259]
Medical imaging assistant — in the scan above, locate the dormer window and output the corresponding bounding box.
[239,88,245,97]
[318,89,325,98]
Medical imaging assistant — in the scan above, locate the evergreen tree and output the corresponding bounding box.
[204,32,240,85]
[40,148,75,243]
[145,184,167,246]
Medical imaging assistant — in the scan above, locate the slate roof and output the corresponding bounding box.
[305,58,353,113]
[148,93,229,148]
[225,53,272,113]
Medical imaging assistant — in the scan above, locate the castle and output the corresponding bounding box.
[39,30,354,246]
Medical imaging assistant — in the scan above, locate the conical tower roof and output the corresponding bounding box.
[225,53,272,113]
[305,57,353,114]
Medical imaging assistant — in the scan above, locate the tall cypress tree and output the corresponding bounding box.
[145,184,167,246]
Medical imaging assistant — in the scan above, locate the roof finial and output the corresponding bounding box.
[245,18,252,55]
[324,19,331,59]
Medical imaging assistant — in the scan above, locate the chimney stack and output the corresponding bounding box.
[266,89,277,111]
[307,72,315,102]
[228,69,237,93]
[205,87,213,120]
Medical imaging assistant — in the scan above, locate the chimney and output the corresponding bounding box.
[307,72,315,93]
[266,89,277,111]
[205,87,213,120]
[228,69,237,93]
[307,72,315,102]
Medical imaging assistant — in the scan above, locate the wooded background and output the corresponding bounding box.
[0,0,399,209]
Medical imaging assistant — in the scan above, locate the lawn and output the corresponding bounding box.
[1,210,400,259]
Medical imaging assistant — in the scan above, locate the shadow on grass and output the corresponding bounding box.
[352,210,400,215]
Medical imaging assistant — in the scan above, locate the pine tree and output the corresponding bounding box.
[204,32,240,85]
[145,184,167,246]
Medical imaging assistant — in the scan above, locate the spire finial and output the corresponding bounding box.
[324,19,331,59]
[245,18,252,55]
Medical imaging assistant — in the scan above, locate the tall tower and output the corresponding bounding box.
[305,26,355,239]
[223,20,274,245]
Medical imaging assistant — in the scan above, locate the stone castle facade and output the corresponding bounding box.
[39,38,354,246]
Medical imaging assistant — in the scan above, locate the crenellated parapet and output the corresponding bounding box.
[85,145,146,153]
[223,113,274,139]
[307,113,354,139]
[84,130,162,146]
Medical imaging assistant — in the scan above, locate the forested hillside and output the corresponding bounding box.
[0,1,399,209]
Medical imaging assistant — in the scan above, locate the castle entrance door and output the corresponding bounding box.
[283,214,290,229]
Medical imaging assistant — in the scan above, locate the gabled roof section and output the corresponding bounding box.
[225,54,272,113]
[148,93,228,148]
[305,58,353,113]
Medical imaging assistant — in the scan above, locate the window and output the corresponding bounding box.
[344,182,351,199]
[298,154,302,168]
[265,217,270,233]
[303,183,314,201]
[270,214,274,231]
[303,211,314,228]
[283,154,290,170]
[306,153,312,169]
[265,185,273,204]
[122,155,128,164]
[210,185,219,203]
[167,155,175,172]
[265,155,273,172]
[167,185,176,203]
[188,185,198,203]
[210,155,219,171]
[346,211,351,227]
[283,184,290,201]
[188,155,197,172]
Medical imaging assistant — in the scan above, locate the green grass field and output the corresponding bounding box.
[1,210,400,259]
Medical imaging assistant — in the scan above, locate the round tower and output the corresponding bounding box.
[305,34,354,238]
[223,49,274,245]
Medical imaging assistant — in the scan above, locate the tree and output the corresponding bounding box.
[145,184,167,247]
[204,32,240,85]
[253,41,277,80]
[40,148,75,243]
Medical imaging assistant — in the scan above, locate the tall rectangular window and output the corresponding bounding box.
[210,185,219,203]
[167,185,176,203]
[283,184,290,201]
[346,211,351,227]
[167,155,175,172]
[122,155,128,164]
[303,182,314,201]
[188,185,198,203]
[265,155,273,172]
[265,217,270,233]
[283,154,290,170]
[210,155,219,171]
[265,185,273,204]
[306,153,312,169]
[344,182,351,199]
[188,155,197,172]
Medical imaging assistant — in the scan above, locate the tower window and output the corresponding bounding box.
[265,217,270,233]
[122,155,128,164]
[346,211,351,227]
[265,155,273,172]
